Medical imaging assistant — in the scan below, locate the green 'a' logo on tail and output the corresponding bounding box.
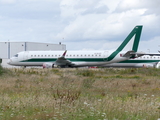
[106,25,143,61]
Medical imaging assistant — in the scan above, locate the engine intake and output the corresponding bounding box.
[43,62,55,68]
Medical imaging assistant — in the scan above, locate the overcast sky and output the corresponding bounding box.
[0,0,160,52]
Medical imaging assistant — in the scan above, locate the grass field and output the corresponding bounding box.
[0,66,160,120]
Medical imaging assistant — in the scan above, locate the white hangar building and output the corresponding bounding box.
[0,42,66,67]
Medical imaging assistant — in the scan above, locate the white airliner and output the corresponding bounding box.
[103,54,160,68]
[7,25,143,68]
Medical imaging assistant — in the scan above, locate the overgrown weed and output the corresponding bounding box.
[76,69,95,77]
[0,68,160,119]
[0,65,12,76]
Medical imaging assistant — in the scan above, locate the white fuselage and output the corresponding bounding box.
[7,50,129,67]
[103,55,160,68]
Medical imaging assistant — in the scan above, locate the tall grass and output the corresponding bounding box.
[0,68,160,120]
[0,65,7,75]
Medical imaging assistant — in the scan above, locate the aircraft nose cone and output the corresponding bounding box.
[7,59,11,64]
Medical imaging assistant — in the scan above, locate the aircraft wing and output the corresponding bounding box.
[54,50,75,67]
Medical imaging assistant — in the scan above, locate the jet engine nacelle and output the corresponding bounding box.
[43,62,56,68]
[155,62,160,68]
[142,64,154,68]
[142,62,160,68]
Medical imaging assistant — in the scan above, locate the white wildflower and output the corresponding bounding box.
[102,113,106,115]
[84,101,88,105]
[90,107,94,111]
[102,114,105,117]
[84,101,89,106]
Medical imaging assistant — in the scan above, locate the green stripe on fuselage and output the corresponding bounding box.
[21,58,57,62]
[21,58,159,65]
[119,60,159,63]
[21,58,105,62]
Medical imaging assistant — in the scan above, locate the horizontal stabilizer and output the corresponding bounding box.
[122,50,135,57]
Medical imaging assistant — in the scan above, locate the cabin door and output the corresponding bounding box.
[23,51,29,60]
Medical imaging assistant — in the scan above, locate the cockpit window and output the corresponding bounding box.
[14,54,18,57]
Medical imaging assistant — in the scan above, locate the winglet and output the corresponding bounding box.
[62,50,67,57]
